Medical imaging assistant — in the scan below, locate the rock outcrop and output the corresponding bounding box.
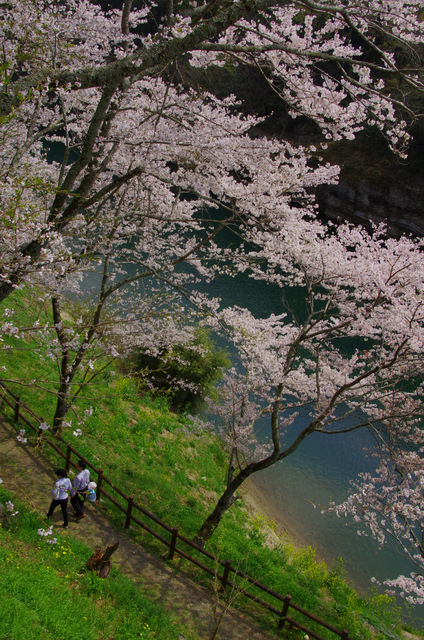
[317,176,424,237]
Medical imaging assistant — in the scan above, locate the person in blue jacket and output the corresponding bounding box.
[46,468,72,528]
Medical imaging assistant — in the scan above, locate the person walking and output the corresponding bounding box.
[46,468,72,528]
[71,459,90,521]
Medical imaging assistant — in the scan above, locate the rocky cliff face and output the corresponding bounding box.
[317,176,424,238]
[311,122,424,238]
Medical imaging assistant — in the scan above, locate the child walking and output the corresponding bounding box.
[46,468,72,528]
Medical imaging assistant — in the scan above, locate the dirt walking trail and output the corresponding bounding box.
[0,418,280,640]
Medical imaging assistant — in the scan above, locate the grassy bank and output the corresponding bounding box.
[0,484,197,640]
[0,289,421,640]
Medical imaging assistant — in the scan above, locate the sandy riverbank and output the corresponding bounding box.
[240,477,311,551]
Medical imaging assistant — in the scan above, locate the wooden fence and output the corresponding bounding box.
[0,380,353,640]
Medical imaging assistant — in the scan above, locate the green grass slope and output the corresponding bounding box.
[0,485,196,640]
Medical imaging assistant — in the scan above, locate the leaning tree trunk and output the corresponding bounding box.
[193,446,285,547]
[52,382,71,433]
[193,485,239,547]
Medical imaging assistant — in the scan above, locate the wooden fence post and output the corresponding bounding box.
[278,595,291,630]
[221,559,232,593]
[97,469,103,500]
[125,496,134,529]
[340,630,350,640]
[14,397,20,423]
[168,528,178,560]
[65,445,71,473]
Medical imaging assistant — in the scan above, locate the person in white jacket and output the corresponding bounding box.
[70,459,90,521]
[46,468,72,528]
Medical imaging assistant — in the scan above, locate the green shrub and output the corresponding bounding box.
[131,327,230,412]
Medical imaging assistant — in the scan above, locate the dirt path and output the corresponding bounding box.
[0,418,280,640]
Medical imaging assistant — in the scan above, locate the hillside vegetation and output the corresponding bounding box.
[0,288,422,640]
[0,483,197,640]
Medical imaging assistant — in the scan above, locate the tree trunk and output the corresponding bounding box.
[194,449,285,547]
[51,296,71,434]
[193,485,240,547]
[52,383,70,433]
[192,448,239,547]
[86,541,120,578]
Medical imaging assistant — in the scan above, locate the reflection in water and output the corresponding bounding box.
[252,430,417,594]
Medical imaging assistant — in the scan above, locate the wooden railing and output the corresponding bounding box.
[0,380,353,640]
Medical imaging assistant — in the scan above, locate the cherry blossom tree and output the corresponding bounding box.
[1,0,424,601]
[330,410,424,605]
[193,218,424,603]
[0,225,212,432]
[0,0,423,303]
[46,271,194,433]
